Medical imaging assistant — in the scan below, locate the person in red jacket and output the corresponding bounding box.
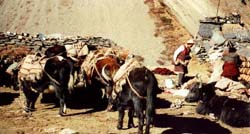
[221,46,241,81]
[173,38,194,87]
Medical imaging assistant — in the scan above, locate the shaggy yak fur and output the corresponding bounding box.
[19,56,74,116]
[108,67,161,134]
[185,82,250,127]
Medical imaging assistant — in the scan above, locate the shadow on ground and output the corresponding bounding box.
[155,97,171,109]
[154,114,231,134]
[0,92,19,106]
[41,85,108,112]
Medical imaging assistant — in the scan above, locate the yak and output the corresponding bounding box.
[0,56,20,90]
[44,44,67,58]
[80,47,125,99]
[185,81,250,127]
[18,55,75,116]
[106,61,160,134]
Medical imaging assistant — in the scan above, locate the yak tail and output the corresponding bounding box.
[68,73,74,92]
[146,87,155,125]
[67,59,75,94]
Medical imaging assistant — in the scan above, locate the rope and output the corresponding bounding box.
[126,76,146,99]
[39,57,61,86]
[43,69,60,85]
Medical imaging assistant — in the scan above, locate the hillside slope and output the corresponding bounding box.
[163,0,219,35]
[211,0,250,29]
[163,0,250,36]
[0,0,164,66]
[0,0,249,65]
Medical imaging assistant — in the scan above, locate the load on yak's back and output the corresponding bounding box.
[78,46,127,100]
[11,40,131,116]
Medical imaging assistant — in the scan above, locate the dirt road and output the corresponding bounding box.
[0,84,249,133]
[0,59,250,134]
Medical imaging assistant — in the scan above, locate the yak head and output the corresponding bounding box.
[185,81,203,102]
[185,81,217,103]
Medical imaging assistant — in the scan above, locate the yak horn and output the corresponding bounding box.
[101,88,106,99]
[101,64,112,81]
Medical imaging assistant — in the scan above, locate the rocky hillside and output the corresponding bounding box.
[210,0,250,29]
[0,0,164,66]
[0,0,249,65]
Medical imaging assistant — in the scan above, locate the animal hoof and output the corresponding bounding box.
[138,130,143,134]
[24,107,36,112]
[128,124,135,128]
[106,105,113,112]
[24,108,30,113]
[59,112,66,117]
[117,125,122,130]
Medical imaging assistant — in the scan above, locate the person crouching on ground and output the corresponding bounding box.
[173,38,194,88]
[221,46,241,81]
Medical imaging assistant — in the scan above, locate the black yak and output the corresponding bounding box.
[185,82,250,127]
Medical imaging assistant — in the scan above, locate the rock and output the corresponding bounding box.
[59,128,79,134]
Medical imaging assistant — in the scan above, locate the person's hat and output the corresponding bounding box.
[187,39,194,44]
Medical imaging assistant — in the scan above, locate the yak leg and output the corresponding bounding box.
[134,101,144,134]
[54,85,67,116]
[21,82,39,112]
[29,91,39,111]
[11,70,19,91]
[145,112,151,134]
[117,108,125,129]
[128,109,135,128]
[24,91,39,112]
